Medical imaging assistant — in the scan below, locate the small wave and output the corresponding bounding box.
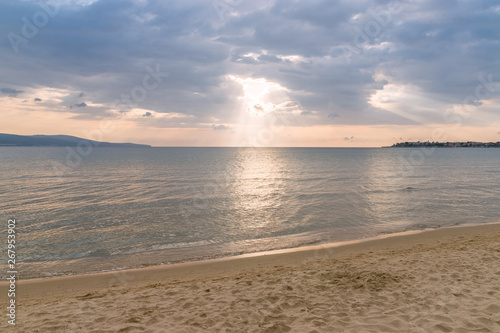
[403,186,417,191]
[111,239,221,256]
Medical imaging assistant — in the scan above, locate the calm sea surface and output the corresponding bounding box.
[1,147,499,278]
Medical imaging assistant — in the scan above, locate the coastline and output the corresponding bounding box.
[4,223,434,280]
[2,222,500,331]
[2,222,499,296]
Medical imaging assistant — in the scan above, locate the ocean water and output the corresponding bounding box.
[1,147,499,278]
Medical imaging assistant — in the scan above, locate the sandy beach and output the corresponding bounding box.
[2,223,500,332]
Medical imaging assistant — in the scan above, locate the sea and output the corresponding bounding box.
[1,147,499,279]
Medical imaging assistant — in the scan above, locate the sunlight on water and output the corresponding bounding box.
[231,149,288,230]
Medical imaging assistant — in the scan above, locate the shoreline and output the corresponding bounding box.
[7,220,494,281]
[2,221,499,299]
[2,221,500,331]
[0,222,436,280]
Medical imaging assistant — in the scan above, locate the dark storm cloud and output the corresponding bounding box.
[0,0,499,127]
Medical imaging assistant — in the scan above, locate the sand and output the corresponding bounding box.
[1,223,500,332]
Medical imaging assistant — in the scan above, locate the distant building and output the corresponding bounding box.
[386,141,500,148]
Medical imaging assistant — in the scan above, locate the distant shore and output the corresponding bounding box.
[2,222,500,332]
[0,133,151,148]
[386,141,500,148]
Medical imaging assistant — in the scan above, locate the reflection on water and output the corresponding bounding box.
[362,150,417,229]
[231,148,288,230]
[0,147,499,278]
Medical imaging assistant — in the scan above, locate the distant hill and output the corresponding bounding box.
[0,133,151,148]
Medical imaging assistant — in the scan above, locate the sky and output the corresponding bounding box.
[0,0,499,147]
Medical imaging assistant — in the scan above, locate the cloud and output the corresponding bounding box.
[0,0,499,142]
[34,98,42,102]
[253,104,264,112]
[213,124,230,130]
[69,102,87,109]
[258,54,282,63]
[1,88,23,96]
[143,112,152,117]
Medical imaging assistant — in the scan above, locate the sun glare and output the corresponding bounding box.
[228,75,291,116]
